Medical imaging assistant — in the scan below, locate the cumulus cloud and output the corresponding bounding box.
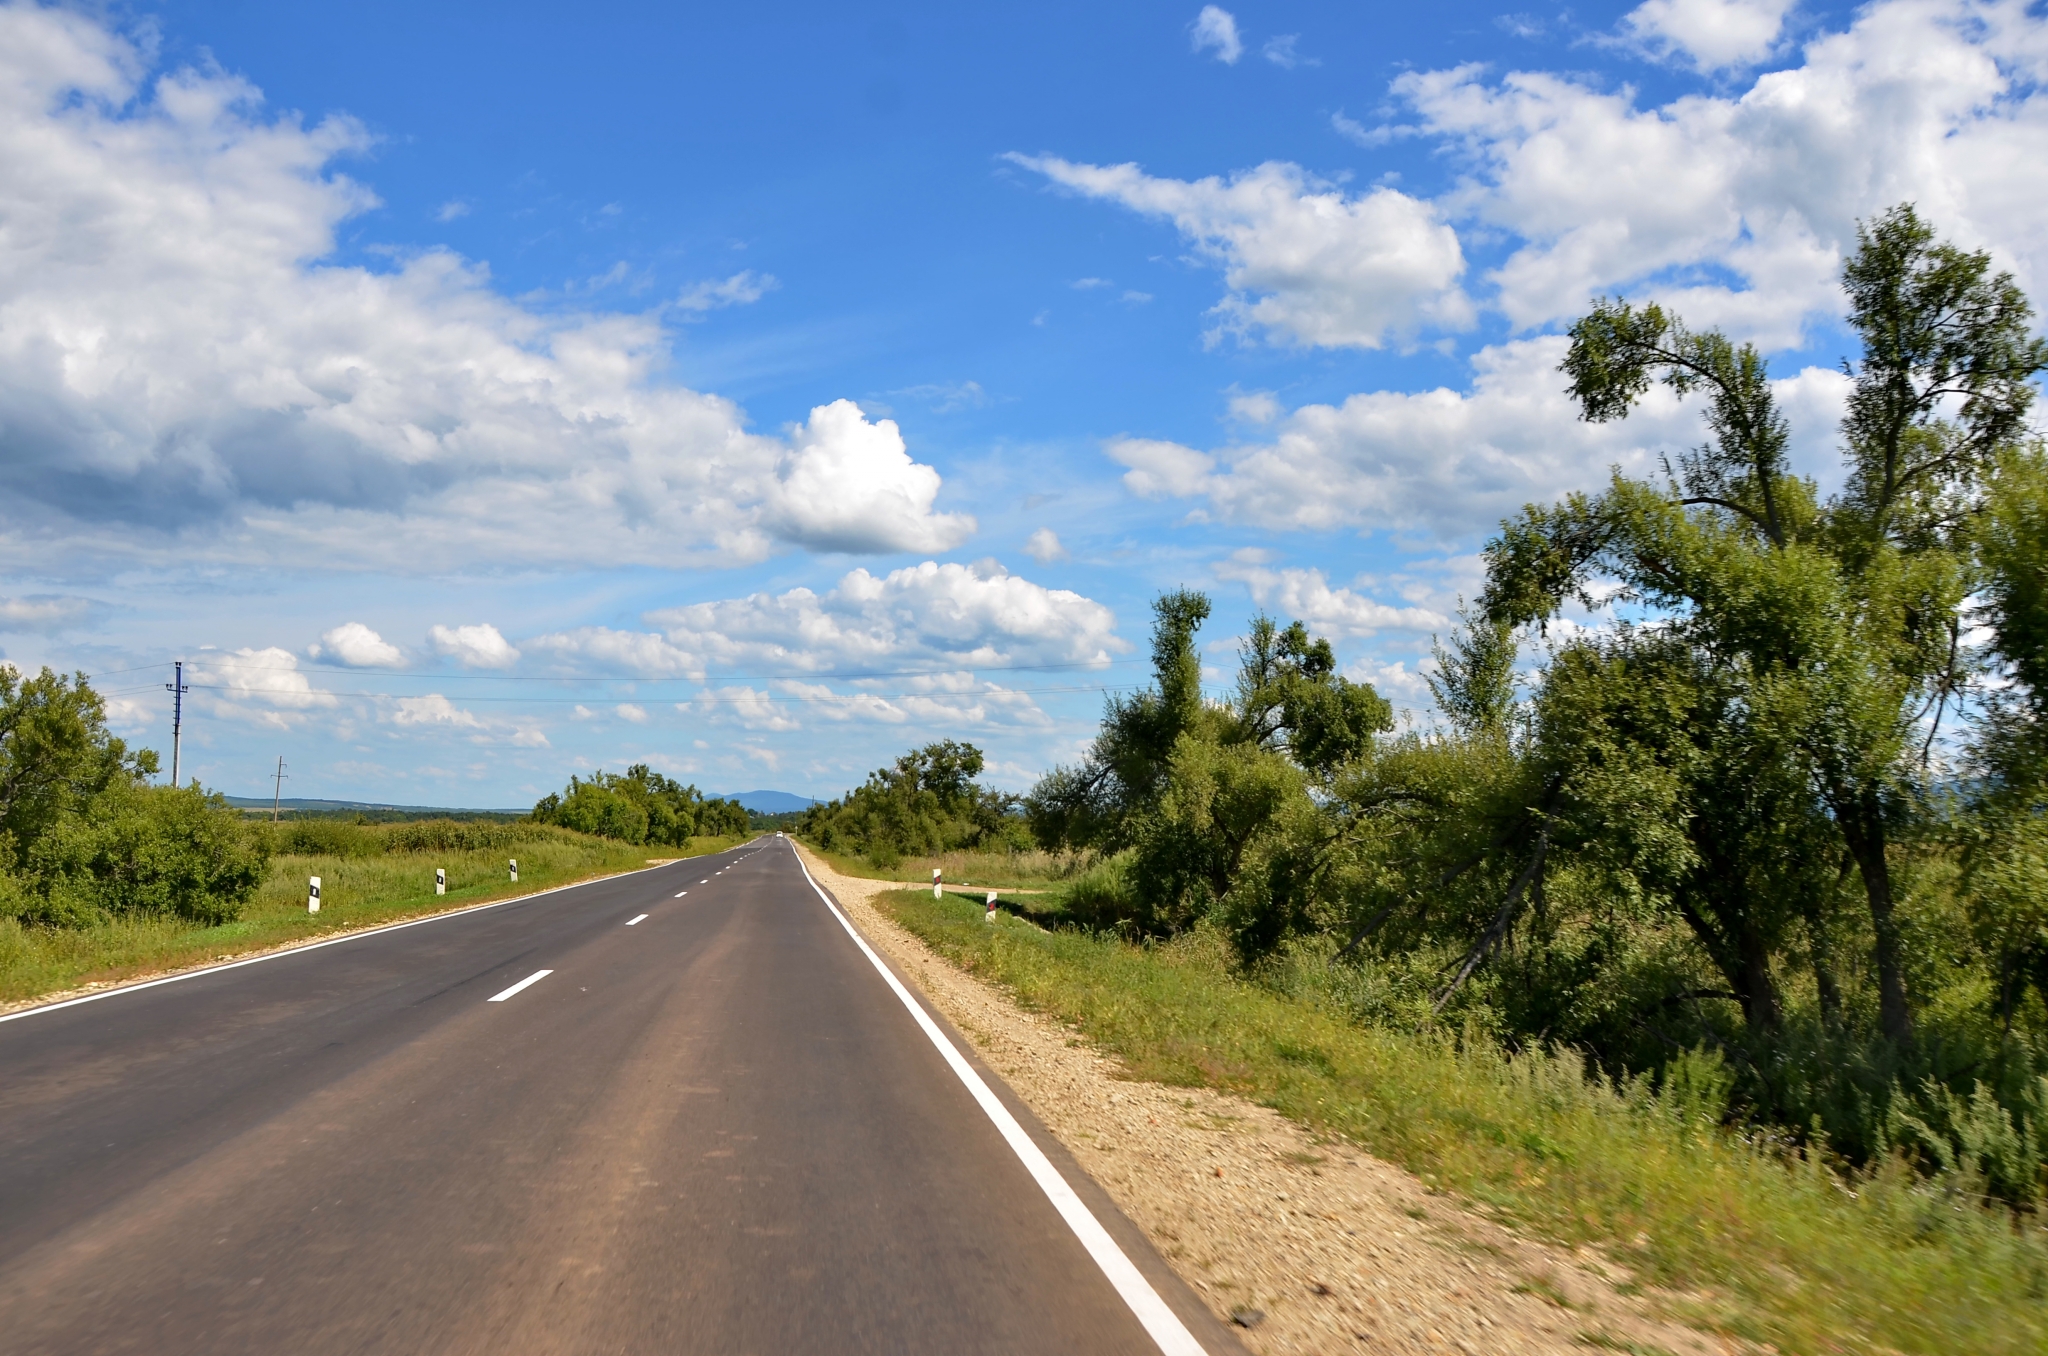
[391,694,485,730]
[1109,338,1717,539]
[1390,0,2048,341]
[767,400,976,554]
[526,627,702,678]
[1190,5,1243,62]
[645,559,1123,674]
[199,647,338,728]
[312,622,403,667]
[615,703,648,723]
[1621,0,1797,68]
[1214,555,1448,637]
[1262,35,1316,68]
[0,8,964,571]
[429,623,521,669]
[1023,528,1068,564]
[1009,155,1471,349]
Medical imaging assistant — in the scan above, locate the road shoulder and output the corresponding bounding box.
[796,844,1747,1356]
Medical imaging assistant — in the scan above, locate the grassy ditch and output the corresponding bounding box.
[0,824,748,1008]
[873,884,2048,1356]
[807,845,1094,891]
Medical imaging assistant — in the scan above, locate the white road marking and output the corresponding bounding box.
[487,969,553,1002]
[626,914,649,926]
[675,891,688,897]
[0,864,677,1025]
[789,846,1208,1356]
[700,879,709,884]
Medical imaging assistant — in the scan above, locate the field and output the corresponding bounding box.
[0,822,747,1008]
[873,874,2048,1356]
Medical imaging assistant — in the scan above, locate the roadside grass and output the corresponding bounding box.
[0,827,749,1008]
[872,884,2048,1356]
[808,845,1095,890]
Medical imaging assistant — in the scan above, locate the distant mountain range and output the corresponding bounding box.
[717,790,819,813]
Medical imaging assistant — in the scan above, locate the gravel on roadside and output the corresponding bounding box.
[800,844,1756,1356]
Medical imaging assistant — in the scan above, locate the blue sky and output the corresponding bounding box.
[2,0,2044,804]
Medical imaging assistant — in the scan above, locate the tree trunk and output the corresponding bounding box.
[1841,797,1913,1045]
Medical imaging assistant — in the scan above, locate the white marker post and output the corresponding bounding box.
[436,868,446,896]
[933,867,943,900]
[986,889,998,923]
[307,875,321,914]
[509,858,518,883]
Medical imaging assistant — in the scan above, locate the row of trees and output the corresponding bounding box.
[1026,206,2048,1201]
[795,739,1029,865]
[529,765,750,845]
[0,668,269,926]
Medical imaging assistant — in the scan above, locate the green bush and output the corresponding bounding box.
[15,783,270,926]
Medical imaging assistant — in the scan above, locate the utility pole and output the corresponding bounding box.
[165,660,188,788]
[272,756,289,822]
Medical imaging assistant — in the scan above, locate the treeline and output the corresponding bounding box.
[530,765,749,845]
[1018,206,2048,1203]
[0,668,269,926]
[795,740,1029,865]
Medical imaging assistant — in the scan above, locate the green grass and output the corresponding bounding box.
[807,845,1094,891]
[0,830,749,1007]
[873,885,2048,1356]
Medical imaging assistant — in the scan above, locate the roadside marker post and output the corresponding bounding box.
[986,890,998,923]
[307,876,321,913]
[933,867,942,899]
[436,868,446,896]
[509,859,518,883]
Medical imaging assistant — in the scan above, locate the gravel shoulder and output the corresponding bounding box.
[801,844,1754,1356]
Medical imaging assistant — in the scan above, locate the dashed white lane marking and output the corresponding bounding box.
[487,969,553,1002]
[700,879,709,884]
[626,914,649,926]
[675,891,688,897]
[788,846,1208,1356]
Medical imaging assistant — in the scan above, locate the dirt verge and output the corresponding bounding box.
[800,844,1754,1356]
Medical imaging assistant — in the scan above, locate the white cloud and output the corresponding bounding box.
[1214,555,1448,637]
[199,647,338,728]
[767,400,976,554]
[433,198,470,222]
[391,694,485,730]
[312,622,403,667]
[674,269,777,313]
[1071,277,1113,290]
[527,627,702,677]
[1190,6,1244,63]
[1110,338,1709,539]
[615,703,648,723]
[1262,35,1317,68]
[0,9,964,571]
[645,559,1124,674]
[1023,527,1068,563]
[0,595,94,633]
[1010,155,1471,349]
[1622,0,1797,68]
[1390,0,2048,342]
[429,623,521,669]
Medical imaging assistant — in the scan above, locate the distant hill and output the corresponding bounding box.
[719,789,819,813]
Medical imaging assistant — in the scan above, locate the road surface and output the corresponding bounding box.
[0,837,1237,1355]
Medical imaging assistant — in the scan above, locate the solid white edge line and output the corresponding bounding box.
[487,968,553,1002]
[788,845,1208,1356]
[626,914,650,926]
[0,858,698,1026]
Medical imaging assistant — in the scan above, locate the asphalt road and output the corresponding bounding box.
[0,837,1239,1355]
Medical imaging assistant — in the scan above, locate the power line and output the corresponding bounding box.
[176,656,1140,683]
[181,681,1141,705]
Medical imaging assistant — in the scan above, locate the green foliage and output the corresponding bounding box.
[796,740,1026,865]
[0,667,265,928]
[879,886,2048,1356]
[530,764,748,846]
